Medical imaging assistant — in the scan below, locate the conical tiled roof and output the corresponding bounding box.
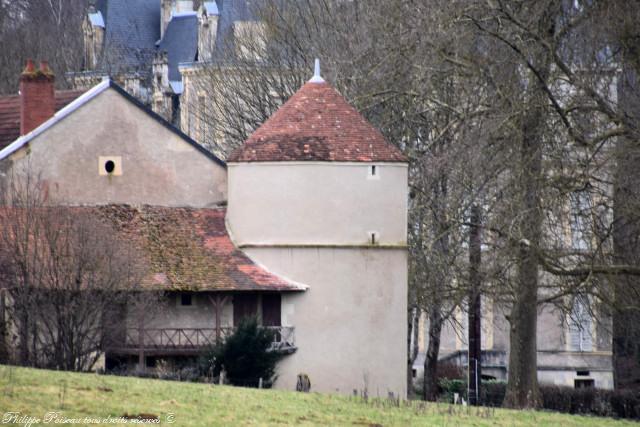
[227,80,407,163]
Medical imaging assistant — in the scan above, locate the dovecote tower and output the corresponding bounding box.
[226,60,409,395]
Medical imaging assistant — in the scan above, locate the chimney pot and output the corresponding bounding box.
[39,60,51,74]
[22,59,36,74]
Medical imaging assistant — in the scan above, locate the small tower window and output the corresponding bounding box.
[369,231,379,245]
[367,164,380,180]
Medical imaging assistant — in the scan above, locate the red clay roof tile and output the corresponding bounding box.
[227,81,407,163]
[0,89,84,150]
[90,205,304,292]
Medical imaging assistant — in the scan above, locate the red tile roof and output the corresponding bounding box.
[0,89,84,150]
[90,205,304,292]
[227,81,407,163]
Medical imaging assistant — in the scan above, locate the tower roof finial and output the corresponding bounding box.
[308,58,325,83]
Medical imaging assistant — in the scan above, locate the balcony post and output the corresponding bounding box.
[209,294,229,344]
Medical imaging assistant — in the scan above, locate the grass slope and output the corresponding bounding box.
[0,365,635,426]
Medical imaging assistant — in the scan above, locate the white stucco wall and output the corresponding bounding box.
[248,247,408,397]
[6,88,227,207]
[228,161,408,396]
[227,162,408,246]
[141,293,233,330]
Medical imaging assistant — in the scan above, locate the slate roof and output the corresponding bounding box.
[87,0,268,80]
[211,0,264,61]
[90,205,305,292]
[158,13,199,82]
[227,80,408,163]
[0,90,84,151]
[94,0,160,74]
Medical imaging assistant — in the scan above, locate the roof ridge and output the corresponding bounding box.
[171,11,198,19]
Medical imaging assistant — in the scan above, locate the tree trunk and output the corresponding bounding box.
[503,61,548,410]
[0,291,7,363]
[423,306,443,401]
[407,306,420,397]
[468,204,482,405]
[612,62,640,390]
[17,302,30,366]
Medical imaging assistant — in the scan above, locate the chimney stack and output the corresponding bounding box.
[20,59,55,135]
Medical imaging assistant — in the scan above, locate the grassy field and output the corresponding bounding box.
[0,365,635,426]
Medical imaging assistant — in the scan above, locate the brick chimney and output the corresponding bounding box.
[20,59,55,135]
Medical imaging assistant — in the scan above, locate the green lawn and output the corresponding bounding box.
[0,365,634,426]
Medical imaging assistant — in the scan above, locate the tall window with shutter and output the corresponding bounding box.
[569,295,593,351]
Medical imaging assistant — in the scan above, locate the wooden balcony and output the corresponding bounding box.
[107,326,296,356]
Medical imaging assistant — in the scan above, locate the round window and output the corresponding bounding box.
[104,160,115,174]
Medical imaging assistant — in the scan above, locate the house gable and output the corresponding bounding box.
[3,81,227,208]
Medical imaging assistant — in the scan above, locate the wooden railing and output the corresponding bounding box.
[266,326,295,351]
[120,326,295,350]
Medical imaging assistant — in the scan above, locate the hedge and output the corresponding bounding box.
[437,379,640,419]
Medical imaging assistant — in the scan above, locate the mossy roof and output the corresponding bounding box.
[91,205,306,292]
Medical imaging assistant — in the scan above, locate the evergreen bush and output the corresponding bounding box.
[200,318,282,388]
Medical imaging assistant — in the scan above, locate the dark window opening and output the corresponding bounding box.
[233,294,258,325]
[262,294,281,327]
[577,370,590,376]
[180,293,192,306]
[371,165,376,176]
[575,379,594,389]
[412,368,417,378]
[104,160,115,174]
[370,232,377,245]
[146,356,157,368]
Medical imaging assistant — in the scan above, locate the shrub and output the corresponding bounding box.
[540,385,574,413]
[200,318,282,388]
[481,380,506,407]
[539,385,640,420]
[609,389,640,419]
[430,374,639,419]
[436,362,465,382]
[438,378,466,403]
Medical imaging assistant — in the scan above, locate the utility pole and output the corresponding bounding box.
[468,204,482,405]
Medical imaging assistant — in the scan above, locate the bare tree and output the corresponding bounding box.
[0,169,151,371]
[0,0,85,94]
